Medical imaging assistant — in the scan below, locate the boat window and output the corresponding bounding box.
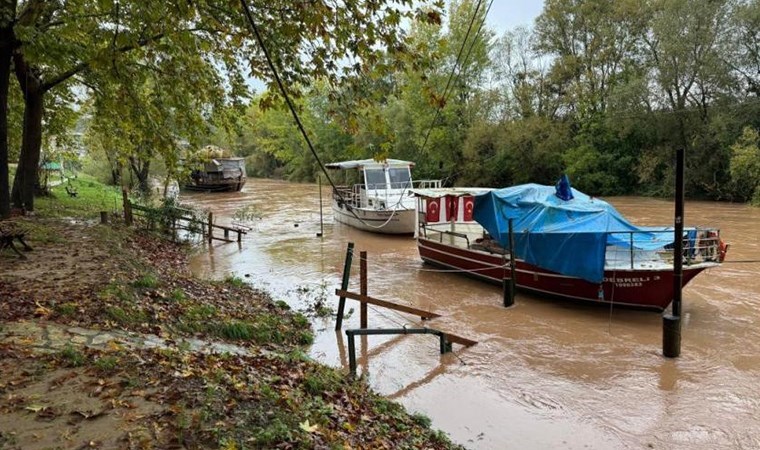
[388,168,411,188]
[364,169,387,190]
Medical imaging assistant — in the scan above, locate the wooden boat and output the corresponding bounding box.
[184,157,247,192]
[326,159,440,234]
[411,182,726,311]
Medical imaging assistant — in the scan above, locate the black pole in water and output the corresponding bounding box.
[664,147,684,358]
[503,218,515,307]
[317,175,324,237]
[335,242,355,331]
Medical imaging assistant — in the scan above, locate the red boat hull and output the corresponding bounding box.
[418,237,711,311]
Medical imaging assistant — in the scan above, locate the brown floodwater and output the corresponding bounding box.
[184,179,760,449]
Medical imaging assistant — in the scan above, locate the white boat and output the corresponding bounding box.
[326,159,440,234]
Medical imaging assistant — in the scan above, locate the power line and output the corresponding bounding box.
[238,0,409,230]
[416,0,492,161]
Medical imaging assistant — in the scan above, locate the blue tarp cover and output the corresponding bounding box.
[473,183,674,283]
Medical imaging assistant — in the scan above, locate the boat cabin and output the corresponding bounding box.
[326,159,431,210]
[325,158,440,234]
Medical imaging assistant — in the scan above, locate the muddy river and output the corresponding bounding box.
[184,178,760,449]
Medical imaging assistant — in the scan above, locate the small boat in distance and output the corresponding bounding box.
[411,178,726,311]
[326,159,440,234]
[184,146,247,192]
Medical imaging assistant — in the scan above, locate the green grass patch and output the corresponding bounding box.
[94,356,120,373]
[170,288,187,302]
[106,305,148,325]
[99,282,133,303]
[54,302,78,317]
[214,320,257,340]
[59,344,85,367]
[184,305,218,321]
[303,366,342,396]
[132,273,159,289]
[223,274,246,288]
[35,173,123,220]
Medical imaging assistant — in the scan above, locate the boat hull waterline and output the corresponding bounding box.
[418,237,713,311]
[332,202,416,235]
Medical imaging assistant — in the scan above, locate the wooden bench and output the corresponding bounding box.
[65,185,78,197]
[0,222,33,259]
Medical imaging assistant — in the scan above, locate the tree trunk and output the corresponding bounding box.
[0,44,11,219]
[11,51,44,212]
[129,155,151,195]
[0,1,16,219]
[10,82,43,211]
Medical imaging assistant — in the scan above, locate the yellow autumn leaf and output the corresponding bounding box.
[25,404,47,413]
[299,419,319,433]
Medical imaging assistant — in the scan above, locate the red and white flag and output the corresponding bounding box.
[463,195,474,221]
[446,195,459,221]
[426,198,440,222]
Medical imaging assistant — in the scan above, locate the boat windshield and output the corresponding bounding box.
[364,169,387,190]
[388,168,411,189]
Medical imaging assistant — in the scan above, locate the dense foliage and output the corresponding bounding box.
[0,0,444,216]
[4,0,760,210]
[222,0,760,205]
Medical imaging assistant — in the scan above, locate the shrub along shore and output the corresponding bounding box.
[0,176,462,449]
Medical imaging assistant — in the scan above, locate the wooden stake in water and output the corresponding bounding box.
[360,251,368,328]
[317,175,324,237]
[335,242,355,331]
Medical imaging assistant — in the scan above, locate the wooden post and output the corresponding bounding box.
[224,228,229,239]
[335,242,355,330]
[122,189,133,226]
[207,212,213,243]
[100,211,108,224]
[360,250,368,329]
[237,230,242,243]
[317,175,324,237]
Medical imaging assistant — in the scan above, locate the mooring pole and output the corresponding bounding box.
[335,242,355,330]
[503,218,516,307]
[360,251,368,328]
[664,146,684,358]
[207,212,214,244]
[317,175,324,237]
[347,330,357,375]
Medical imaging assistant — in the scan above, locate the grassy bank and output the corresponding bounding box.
[0,177,463,449]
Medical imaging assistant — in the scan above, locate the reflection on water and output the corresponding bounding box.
[185,180,760,449]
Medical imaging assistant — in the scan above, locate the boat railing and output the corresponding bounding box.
[605,228,723,269]
[413,179,443,189]
[333,185,362,208]
[420,223,471,248]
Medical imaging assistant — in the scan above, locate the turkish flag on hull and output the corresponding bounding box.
[446,195,459,221]
[463,195,474,221]
[426,198,441,223]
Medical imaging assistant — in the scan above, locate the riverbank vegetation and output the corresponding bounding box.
[223,0,760,205]
[4,1,760,217]
[0,177,462,448]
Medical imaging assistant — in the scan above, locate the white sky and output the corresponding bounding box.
[485,1,545,33]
